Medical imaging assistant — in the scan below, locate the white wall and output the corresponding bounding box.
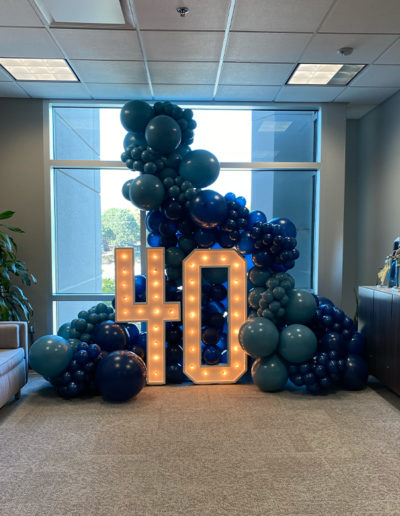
[0,99,51,340]
[356,91,400,288]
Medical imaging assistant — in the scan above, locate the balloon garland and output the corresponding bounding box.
[121,99,368,394]
[28,99,368,401]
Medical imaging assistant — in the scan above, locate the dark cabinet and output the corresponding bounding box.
[358,286,400,395]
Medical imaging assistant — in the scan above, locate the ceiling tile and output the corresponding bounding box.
[20,81,90,98]
[142,31,224,61]
[152,84,214,100]
[38,0,126,25]
[232,0,333,32]
[86,83,151,100]
[276,86,345,102]
[220,63,294,85]
[0,82,28,97]
[302,34,397,64]
[71,60,147,84]
[346,104,376,119]
[350,65,400,87]
[335,86,398,104]
[51,29,142,60]
[0,0,42,27]
[135,0,230,31]
[320,0,400,33]
[376,38,400,64]
[149,62,218,85]
[215,85,280,101]
[0,27,62,58]
[225,32,312,63]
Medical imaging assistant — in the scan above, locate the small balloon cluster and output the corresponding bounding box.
[118,99,368,393]
[29,302,146,402]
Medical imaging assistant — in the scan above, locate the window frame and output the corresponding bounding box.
[46,101,323,333]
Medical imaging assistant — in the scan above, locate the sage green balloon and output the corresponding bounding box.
[239,317,279,358]
[129,175,165,210]
[285,289,317,324]
[251,354,288,392]
[29,335,72,378]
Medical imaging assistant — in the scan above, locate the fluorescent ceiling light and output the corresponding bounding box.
[0,58,77,81]
[35,0,126,25]
[288,63,365,86]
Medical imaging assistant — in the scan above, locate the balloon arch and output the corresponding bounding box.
[29,100,368,402]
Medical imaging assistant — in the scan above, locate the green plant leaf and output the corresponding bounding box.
[4,226,24,233]
[0,211,14,220]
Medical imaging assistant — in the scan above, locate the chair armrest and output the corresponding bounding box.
[0,321,28,358]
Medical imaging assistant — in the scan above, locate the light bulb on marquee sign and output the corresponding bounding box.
[115,247,248,385]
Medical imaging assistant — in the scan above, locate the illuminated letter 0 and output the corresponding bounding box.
[183,249,247,384]
[115,248,181,385]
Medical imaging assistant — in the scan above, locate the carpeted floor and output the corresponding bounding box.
[0,374,399,516]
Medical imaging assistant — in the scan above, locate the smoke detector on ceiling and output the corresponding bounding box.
[338,47,354,56]
[176,7,190,17]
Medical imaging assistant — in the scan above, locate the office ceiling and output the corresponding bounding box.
[1,0,400,117]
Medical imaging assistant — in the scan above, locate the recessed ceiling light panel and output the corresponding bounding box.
[0,58,77,81]
[288,63,365,86]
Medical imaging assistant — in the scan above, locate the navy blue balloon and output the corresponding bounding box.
[348,332,365,355]
[203,344,222,365]
[96,350,146,402]
[137,332,147,350]
[248,210,267,227]
[190,190,227,228]
[321,332,346,357]
[146,210,164,233]
[341,354,368,390]
[270,217,296,237]
[93,321,127,352]
[166,362,184,383]
[195,228,218,248]
[238,231,254,255]
[124,323,140,347]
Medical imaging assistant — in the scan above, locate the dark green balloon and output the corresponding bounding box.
[129,175,165,210]
[279,324,317,363]
[203,267,228,284]
[285,289,317,324]
[29,335,72,378]
[165,246,185,267]
[248,267,271,287]
[251,354,288,392]
[239,317,279,358]
[120,100,153,133]
[145,115,182,155]
[179,237,196,255]
[179,149,220,188]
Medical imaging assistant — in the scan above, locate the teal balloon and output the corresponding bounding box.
[285,289,317,324]
[179,149,220,188]
[251,354,288,392]
[248,267,271,287]
[129,175,165,210]
[29,335,72,378]
[239,317,279,358]
[279,324,317,363]
[145,115,182,155]
[68,338,81,353]
[203,267,228,284]
[120,100,153,133]
[165,246,185,267]
[57,322,71,339]
[248,287,265,309]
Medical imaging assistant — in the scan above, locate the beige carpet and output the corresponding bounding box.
[0,374,400,516]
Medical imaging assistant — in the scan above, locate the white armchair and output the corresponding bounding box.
[0,321,28,408]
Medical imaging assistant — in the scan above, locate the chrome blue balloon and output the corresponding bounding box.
[270,217,296,237]
[190,190,227,228]
[248,210,267,227]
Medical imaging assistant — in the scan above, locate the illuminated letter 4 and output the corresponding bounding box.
[115,247,181,385]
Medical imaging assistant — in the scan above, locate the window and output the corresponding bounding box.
[50,105,319,331]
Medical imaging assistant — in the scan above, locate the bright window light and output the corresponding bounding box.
[288,63,364,86]
[0,58,77,81]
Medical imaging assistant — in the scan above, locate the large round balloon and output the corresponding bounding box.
[270,217,297,237]
[278,324,317,363]
[285,289,317,324]
[29,335,72,378]
[123,131,147,150]
[129,175,165,210]
[96,350,146,402]
[341,354,368,390]
[189,190,227,228]
[145,115,182,155]
[120,100,153,133]
[179,149,220,188]
[57,322,71,340]
[93,321,127,352]
[251,354,288,392]
[239,317,279,358]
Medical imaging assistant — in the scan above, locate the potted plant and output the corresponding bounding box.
[0,210,36,321]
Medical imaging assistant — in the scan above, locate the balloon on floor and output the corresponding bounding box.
[119,99,368,394]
